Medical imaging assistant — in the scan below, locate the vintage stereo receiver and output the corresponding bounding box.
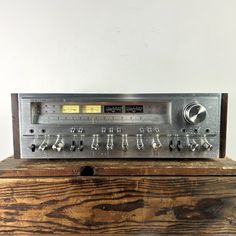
[11,93,227,159]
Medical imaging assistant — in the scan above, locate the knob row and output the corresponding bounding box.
[28,134,212,152]
[169,134,213,152]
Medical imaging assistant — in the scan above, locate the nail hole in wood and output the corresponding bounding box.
[80,166,95,176]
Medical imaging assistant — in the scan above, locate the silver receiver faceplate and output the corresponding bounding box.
[15,93,225,159]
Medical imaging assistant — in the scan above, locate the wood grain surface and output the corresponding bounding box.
[220,93,228,158]
[11,94,20,159]
[0,156,236,177]
[0,176,236,235]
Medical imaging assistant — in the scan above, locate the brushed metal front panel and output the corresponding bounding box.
[17,93,222,159]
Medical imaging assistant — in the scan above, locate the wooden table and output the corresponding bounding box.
[0,156,236,235]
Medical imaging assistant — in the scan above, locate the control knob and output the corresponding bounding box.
[78,134,84,151]
[136,134,144,150]
[152,134,162,151]
[106,134,114,150]
[122,134,128,151]
[52,135,65,152]
[28,144,36,152]
[169,140,175,151]
[70,140,77,152]
[183,103,207,125]
[177,140,184,151]
[39,135,50,151]
[202,135,213,151]
[186,135,199,152]
[91,134,99,151]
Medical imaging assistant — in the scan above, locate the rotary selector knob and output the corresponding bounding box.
[183,103,207,125]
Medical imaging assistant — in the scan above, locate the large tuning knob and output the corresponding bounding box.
[183,103,207,125]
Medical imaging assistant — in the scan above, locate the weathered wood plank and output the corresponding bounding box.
[0,156,236,177]
[0,177,235,235]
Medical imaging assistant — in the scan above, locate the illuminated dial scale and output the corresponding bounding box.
[38,103,168,124]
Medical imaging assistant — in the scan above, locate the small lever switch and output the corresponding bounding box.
[91,134,99,151]
[106,134,114,150]
[122,134,128,151]
[39,135,49,151]
[152,134,162,151]
[169,140,175,151]
[177,140,184,151]
[136,134,144,150]
[189,140,199,152]
[186,135,199,152]
[28,144,36,152]
[202,135,213,151]
[79,134,84,151]
[70,135,77,152]
[52,135,65,152]
[70,140,76,152]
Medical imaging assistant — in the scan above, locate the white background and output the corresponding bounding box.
[0,0,235,160]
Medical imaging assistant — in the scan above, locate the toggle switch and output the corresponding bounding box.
[121,134,128,151]
[189,140,199,152]
[39,135,50,151]
[70,140,77,152]
[202,135,213,151]
[136,134,144,150]
[152,134,162,151]
[177,140,184,151]
[78,134,84,151]
[106,134,114,150]
[52,135,65,152]
[91,134,99,151]
[28,144,36,152]
[70,134,77,152]
[186,135,199,152]
[169,140,175,152]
